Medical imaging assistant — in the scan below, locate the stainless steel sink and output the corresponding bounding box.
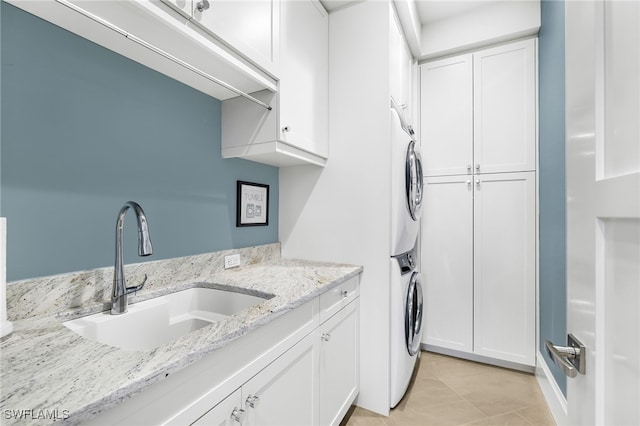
[64,288,269,351]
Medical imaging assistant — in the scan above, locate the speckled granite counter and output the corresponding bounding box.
[0,243,362,425]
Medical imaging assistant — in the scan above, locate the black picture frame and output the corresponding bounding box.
[236,181,269,227]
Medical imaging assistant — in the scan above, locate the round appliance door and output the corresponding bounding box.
[405,271,424,356]
[405,140,424,221]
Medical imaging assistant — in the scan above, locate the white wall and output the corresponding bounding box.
[279,0,393,416]
[420,0,540,60]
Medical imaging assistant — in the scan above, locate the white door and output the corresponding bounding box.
[563,1,640,424]
[420,54,473,177]
[421,175,474,352]
[473,172,536,366]
[279,0,329,157]
[319,301,359,426]
[243,332,319,426]
[473,39,536,175]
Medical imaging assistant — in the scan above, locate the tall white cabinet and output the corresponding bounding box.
[420,39,537,367]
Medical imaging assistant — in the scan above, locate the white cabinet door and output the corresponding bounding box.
[473,39,536,174]
[473,172,536,366]
[390,8,414,124]
[192,389,242,426]
[421,175,473,352]
[191,0,277,73]
[220,0,328,167]
[243,332,319,426]
[420,55,473,177]
[279,0,329,158]
[319,300,359,426]
[389,9,403,110]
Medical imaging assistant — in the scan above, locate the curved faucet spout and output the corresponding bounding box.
[112,201,153,315]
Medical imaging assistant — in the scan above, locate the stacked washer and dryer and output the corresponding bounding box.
[389,100,424,408]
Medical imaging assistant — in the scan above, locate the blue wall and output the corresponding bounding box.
[0,2,279,281]
[538,0,567,395]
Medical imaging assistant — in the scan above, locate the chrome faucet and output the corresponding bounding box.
[111,201,153,315]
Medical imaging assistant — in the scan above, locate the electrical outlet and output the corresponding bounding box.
[224,254,241,269]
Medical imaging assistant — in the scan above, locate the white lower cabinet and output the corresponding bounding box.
[422,172,535,367]
[87,277,360,426]
[192,389,243,426]
[194,332,319,426]
[422,175,474,353]
[319,300,359,426]
[242,332,319,426]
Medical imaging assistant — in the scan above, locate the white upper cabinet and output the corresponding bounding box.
[278,0,329,158]
[420,54,473,176]
[473,40,536,174]
[189,0,279,75]
[421,38,536,176]
[390,8,414,124]
[7,0,277,102]
[221,0,329,167]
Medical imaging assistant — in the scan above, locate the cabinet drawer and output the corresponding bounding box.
[320,277,359,323]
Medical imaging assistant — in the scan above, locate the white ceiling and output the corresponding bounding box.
[415,1,500,24]
[320,0,500,25]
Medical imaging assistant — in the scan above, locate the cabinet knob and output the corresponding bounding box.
[230,407,245,423]
[196,0,210,12]
[282,125,291,133]
[475,164,480,171]
[321,333,331,342]
[467,164,472,173]
[466,179,471,187]
[245,395,260,409]
[475,179,481,187]
[340,290,349,298]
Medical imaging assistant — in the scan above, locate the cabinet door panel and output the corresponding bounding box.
[389,9,403,110]
[279,0,328,158]
[192,0,276,71]
[473,172,535,366]
[243,332,319,426]
[421,176,474,352]
[319,301,359,426]
[191,389,242,426]
[473,40,536,174]
[420,55,473,177]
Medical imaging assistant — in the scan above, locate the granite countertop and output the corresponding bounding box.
[0,244,362,425]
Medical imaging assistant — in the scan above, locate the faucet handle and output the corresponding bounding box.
[126,273,148,294]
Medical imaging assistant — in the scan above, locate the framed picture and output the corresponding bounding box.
[236,181,269,227]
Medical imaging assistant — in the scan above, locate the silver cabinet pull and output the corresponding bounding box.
[321,333,331,342]
[340,290,349,298]
[245,395,259,409]
[230,407,245,423]
[475,164,480,171]
[282,126,291,133]
[545,334,586,378]
[196,0,210,12]
[466,179,471,187]
[467,164,472,173]
[475,179,480,187]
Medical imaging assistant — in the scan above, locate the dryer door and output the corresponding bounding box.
[405,141,424,221]
[405,271,424,356]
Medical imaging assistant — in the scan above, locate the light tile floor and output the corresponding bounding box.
[343,351,556,426]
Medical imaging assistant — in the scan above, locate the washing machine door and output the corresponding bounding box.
[405,140,424,221]
[405,271,424,356]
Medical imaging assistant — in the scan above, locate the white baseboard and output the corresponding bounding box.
[535,351,568,425]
